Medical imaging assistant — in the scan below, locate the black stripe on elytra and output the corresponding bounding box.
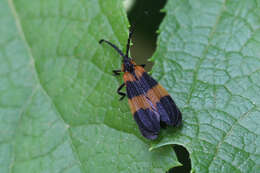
[126,72,158,99]
[156,95,182,126]
[133,108,160,140]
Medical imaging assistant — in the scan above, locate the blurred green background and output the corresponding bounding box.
[124,0,190,172]
[125,0,166,70]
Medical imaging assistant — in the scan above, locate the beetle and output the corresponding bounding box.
[99,31,182,140]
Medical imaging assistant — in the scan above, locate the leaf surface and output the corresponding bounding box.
[151,0,260,172]
[0,0,179,172]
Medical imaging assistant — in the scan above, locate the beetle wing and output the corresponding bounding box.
[147,84,182,126]
[132,66,182,126]
[123,66,182,140]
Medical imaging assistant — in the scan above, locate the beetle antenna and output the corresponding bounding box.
[99,39,125,58]
[126,30,133,57]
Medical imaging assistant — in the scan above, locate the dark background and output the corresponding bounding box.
[126,0,191,172]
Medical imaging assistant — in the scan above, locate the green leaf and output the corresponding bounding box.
[151,0,260,172]
[0,0,180,173]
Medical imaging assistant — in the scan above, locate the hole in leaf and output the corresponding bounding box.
[168,145,191,173]
[127,0,167,71]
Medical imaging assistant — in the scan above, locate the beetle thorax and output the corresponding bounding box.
[123,58,134,73]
